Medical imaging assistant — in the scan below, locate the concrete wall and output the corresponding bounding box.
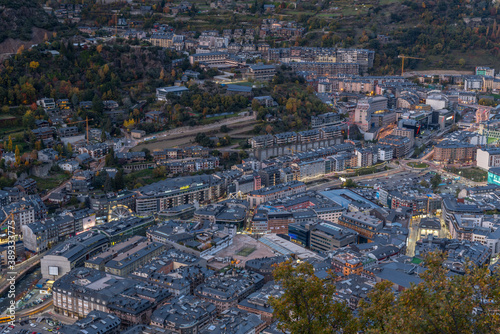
[41,255,71,279]
[252,136,343,160]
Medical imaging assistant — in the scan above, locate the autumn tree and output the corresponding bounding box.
[269,260,358,334]
[7,136,12,152]
[14,145,20,165]
[359,252,500,334]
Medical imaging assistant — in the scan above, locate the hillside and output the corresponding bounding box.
[0,0,59,57]
[286,0,500,73]
[172,0,500,73]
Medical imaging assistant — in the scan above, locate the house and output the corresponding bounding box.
[59,160,80,173]
[76,153,93,166]
[2,152,15,163]
[103,100,119,110]
[116,151,146,164]
[37,98,55,110]
[78,143,109,159]
[38,148,59,162]
[32,127,55,140]
[131,130,146,139]
[253,96,277,108]
[58,126,79,138]
[79,101,92,109]
[48,192,69,204]
[14,178,37,194]
[144,111,167,124]
[35,120,50,128]
[156,86,189,101]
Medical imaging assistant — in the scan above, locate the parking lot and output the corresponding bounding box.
[0,317,61,334]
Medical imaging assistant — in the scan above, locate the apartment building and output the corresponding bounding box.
[434,141,476,163]
[337,212,384,241]
[247,181,306,208]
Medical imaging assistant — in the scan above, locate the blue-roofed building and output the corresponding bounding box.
[226,84,253,96]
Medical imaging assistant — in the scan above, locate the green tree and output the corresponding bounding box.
[105,147,116,167]
[71,93,79,108]
[153,166,167,178]
[114,169,124,191]
[343,179,357,188]
[22,110,35,129]
[431,173,442,189]
[92,95,104,113]
[269,260,358,334]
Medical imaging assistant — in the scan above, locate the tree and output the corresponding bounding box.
[67,143,73,155]
[153,166,167,178]
[359,252,500,334]
[92,95,104,113]
[71,93,79,107]
[343,179,357,188]
[459,58,466,67]
[103,174,113,192]
[7,136,12,152]
[105,148,116,167]
[270,260,358,334]
[29,61,39,70]
[420,180,430,188]
[22,110,35,129]
[14,145,20,165]
[251,99,260,111]
[430,173,442,189]
[220,125,230,133]
[114,169,124,191]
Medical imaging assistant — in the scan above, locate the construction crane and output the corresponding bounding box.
[398,55,424,76]
[285,147,302,155]
[67,117,93,144]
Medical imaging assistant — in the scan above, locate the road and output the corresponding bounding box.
[402,157,487,187]
[308,163,405,191]
[41,180,69,201]
[137,114,256,143]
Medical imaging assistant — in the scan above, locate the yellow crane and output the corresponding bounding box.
[67,117,93,144]
[398,55,424,76]
[285,147,302,155]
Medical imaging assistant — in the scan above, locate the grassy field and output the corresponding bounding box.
[447,167,488,182]
[236,246,256,257]
[32,173,71,191]
[408,162,429,168]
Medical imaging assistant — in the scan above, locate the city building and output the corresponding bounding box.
[247,181,306,208]
[53,267,170,323]
[195,272,265,313]
[433,141,476,163]
[59,311,121,334]
[134,175,222,215]
[309,222,358,252]
[337,212,384,242]
[41,231,109,279]
[477,147,500,171]
[150,295,217,332]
